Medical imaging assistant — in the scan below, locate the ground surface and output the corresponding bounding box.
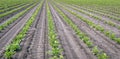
[0,0,120,59]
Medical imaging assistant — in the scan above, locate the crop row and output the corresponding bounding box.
[73,5,120,29]
[81,6,120,17]
[81,6,120,21]
[58,3,120,44]
[82,7,120,21]
[0,3,33,18]
[3,1,43,59]
[0,3,37,31]
[86,6,120,16]
[0,3,27,14]
[0,0,39,9]
[65,4,120,30]
[0,0,23,9]
[47,4,63,59]
[53,3,108,59]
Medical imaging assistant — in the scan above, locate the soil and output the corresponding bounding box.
[62,4,120,37]
[73,5,120,28]
[0,4,39,58]
[0,3,33,24]
[26,1,48,59]
[49,3,96,59]
[56,3,120,59]
[0,0,120,59]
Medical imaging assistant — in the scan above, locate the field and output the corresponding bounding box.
[0,0,120,59]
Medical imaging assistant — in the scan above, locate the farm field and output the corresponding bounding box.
[0,0,120,59]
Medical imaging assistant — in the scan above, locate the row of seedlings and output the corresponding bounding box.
[0,3,27,14]
[0,3,37,31]
[47,4,63,59]
[57,3,120,44]
[52,3,108,59]
[0,0,38,9]
[0,0,23,10]
[83,6,120,18]
[0,3,33,18]
[82,6,120,21]
[64,4,120,30]
[78,6,120,28]
[3,1,43,59]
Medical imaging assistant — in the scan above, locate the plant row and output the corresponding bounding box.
[59,3,120,44]
[0,0,39,9]
[82,7,120,21]
[0,3,27,14]
[53,3,108,59]
[47,4,63,59]
[65,4,120,30]
[81,6,120,21]
[0,0,23,9]
[85,6,120,17]
[76,5,120,29]
[3,1,43,59]
[81,6,120,17]
[0,3,37,31]
[56,0,120,21]
[0,3,32,18]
